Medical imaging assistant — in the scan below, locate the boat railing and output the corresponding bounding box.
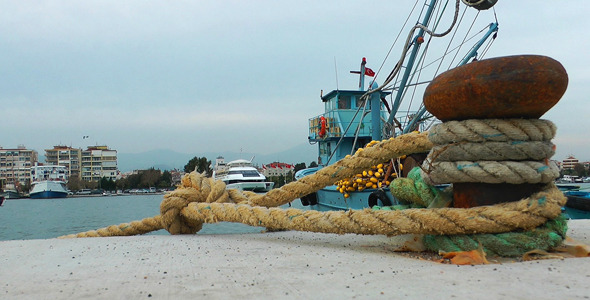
[309,111,378,140]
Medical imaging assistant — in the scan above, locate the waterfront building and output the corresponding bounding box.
[44,146,82,180]
[170,169,184,186]
[81,146,118,182]
[0,145,38,189]
[261,162,295,178]
[562,156,579,170]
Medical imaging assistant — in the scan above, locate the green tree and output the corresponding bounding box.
[184,156,212,176]
[267,176,279,188]
[309,161,318,168]
[130,174,142,188]
[573,163,588,177]
[293,163,306,174]
[158,170,172,188]
[67,176,81,191]
[116,177,129,190]
[140,168,161,188]
[285,171,294,184]
[100,177,116,191]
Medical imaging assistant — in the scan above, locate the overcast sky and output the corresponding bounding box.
[1,1,588,162]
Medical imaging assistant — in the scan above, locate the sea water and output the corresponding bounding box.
[0,194,304,241]
[2,183,589,241]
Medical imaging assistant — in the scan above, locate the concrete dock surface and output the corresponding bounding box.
[2,220,589,299]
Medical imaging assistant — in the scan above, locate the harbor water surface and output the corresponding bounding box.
[0,194,305,241]
[3,183,590,241]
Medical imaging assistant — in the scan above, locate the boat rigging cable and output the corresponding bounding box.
[364,0,461,100]
[396,1,473,132]
[326,0,465,165]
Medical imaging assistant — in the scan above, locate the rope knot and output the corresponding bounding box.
[159,172,230,235]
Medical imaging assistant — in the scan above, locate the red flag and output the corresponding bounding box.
[365,67,375,77]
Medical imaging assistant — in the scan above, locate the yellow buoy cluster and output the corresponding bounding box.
[335,140,404,198]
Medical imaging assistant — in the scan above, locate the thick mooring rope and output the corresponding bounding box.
[414,118,566,255]
[427,119,556,144]
[422,215,568,257]
[61,132,433,237]
[422,119,559,185]
[422,160,560,185]
[59,128,566,244]
[430,141,555,161]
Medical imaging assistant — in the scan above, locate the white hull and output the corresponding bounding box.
[30,181,68,199]
[213,158,274,193]
[226,181,274,192]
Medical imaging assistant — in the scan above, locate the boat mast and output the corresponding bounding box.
[402,21,499,134]
[353,57,382,141]
[386,0,439,127]
[361,58,383,141]
[359,57,366,91]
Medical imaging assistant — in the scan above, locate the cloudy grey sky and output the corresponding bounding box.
[1,1,588,162]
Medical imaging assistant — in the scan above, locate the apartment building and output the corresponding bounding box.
[45,146,82,180]
[0,145,38,188]
[562,156,579,170]
[81,146,118,182]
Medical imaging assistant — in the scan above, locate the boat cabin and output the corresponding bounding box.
[309,89,390,166]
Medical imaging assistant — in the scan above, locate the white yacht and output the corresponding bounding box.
[213,156,274,192]
[30,165,68,199]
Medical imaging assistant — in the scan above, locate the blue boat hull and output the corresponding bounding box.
[313,186,395,210]
[30,191,68,199]
[562,191,590,219]
[563,207,590,219]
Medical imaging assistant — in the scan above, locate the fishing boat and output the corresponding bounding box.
[1,188,22,199]
[213,156,274,192]
[296,0,501,210]
[564,191,590,211]
[29,165,69,199]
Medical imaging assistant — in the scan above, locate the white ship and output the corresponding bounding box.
[30,165,68,199]
[213,156,274,192]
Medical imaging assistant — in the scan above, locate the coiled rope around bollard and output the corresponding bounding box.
[59,127,567,257]
[415,119,566,256]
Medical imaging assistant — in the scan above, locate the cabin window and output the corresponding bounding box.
[319,143,331,156]
[228,170,260,177]
[338,95,351,109]
[355,96,365,108]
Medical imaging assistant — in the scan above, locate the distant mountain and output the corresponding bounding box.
[117,149,194,172]
[117,143,317,172]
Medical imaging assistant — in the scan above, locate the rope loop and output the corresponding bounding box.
[428,119,556,144]
[160,172,232,235]
[429,141,555,162]
[422,160,560,185]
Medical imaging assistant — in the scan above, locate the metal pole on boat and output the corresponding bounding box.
[359,57,366,91]
[370,82,382,141]
[402,22,500,134]
[458,22,499,66]
[386,0,438,128]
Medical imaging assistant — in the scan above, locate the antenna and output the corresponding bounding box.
[334,56,339,91]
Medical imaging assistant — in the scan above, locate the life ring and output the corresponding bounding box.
[368,190,392,207]
[319,116,327,138]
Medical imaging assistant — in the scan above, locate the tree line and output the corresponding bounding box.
[561,163,588,178]
[67,168,173,192]
[65,156,316,192]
